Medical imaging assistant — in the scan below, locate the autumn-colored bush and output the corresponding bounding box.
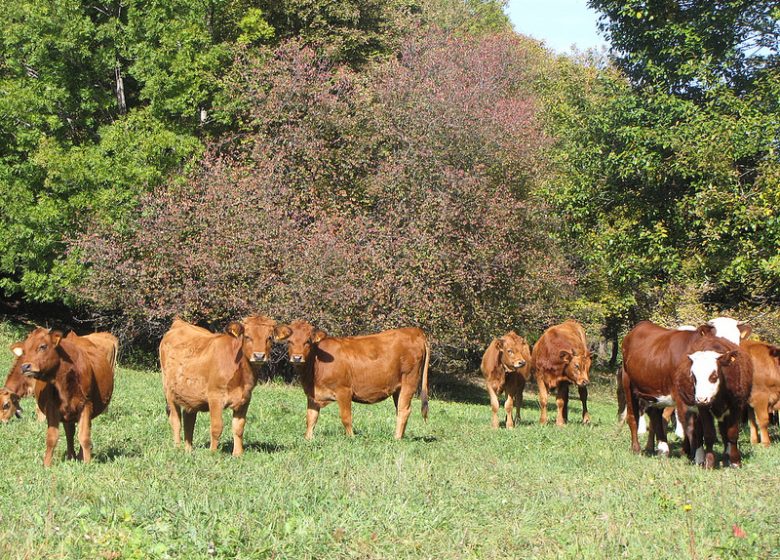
[73,31,575,364]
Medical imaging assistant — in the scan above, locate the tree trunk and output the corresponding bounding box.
[115,63,126,115]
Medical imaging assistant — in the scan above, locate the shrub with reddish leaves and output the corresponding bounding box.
[73,31,575,364]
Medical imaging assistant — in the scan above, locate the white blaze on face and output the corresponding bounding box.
[708,317,742,345]
[689,351,721,404]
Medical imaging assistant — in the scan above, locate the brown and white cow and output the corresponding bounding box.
[621,318,750,457]
[274,321,430,440]
[481,331,531,429]
[673,336,753,468]
[531,319,591,425]
[10,329,118,466]
[743,339,780,447]
[159,315,279,456]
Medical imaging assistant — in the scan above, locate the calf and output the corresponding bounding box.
[159,315,279,455]
[621,318,750,456]
[674,337,753,467]
[10,329,118,466]
[1,358,31,422]
[743,340,780,446]
[481,331,531,429]
[531,319,591,425]
[275,321,430,439]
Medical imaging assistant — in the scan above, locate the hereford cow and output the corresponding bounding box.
[621,318,750,456]
[743,339,780,446]
[531,320,592,425]
[274,321,430,439]
[10,329,118,466]
[159,315,279,456]
[481,331,531,429]
[673,336,753,467]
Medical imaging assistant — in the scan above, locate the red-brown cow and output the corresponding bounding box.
[10,329,118,466]
[673,337,753,467]
[159,316,279,455]
[743,339,780,447]
[1,357,33,422]
[481,331,531,429]
[274,321,430,440]
[531,320,592,425]
[621,318,751,457]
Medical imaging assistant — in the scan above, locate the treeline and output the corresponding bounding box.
[1,0,778,361]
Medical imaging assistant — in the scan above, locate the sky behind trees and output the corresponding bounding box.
[506,0,609,52]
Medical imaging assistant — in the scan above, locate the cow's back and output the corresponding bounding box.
[532,321,584,376]
[315,327,427,403]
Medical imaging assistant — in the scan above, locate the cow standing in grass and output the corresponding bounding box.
[481,332,531,429]
[743,339,780,447]
[275,321,430,440]
[10,329,118,466]
[531,320,592,425]
[159,316,279,456]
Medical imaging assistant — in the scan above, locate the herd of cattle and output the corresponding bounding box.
[2,315,779,469]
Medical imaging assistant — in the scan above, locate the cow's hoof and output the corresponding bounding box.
[582,414,591,425]
[656,442,670,457]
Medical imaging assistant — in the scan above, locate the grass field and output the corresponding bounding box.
[1,321,779,559]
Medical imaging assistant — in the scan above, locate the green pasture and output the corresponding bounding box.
[0,321,779,559]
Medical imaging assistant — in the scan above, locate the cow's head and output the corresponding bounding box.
[10,328,63,381]
[698,317,751,345]
[559,348,590,387]
[495,331,531,379]
[273,320,326,364]
[0,388,22,423]
[685,350,736,405]
[240,315,279,364]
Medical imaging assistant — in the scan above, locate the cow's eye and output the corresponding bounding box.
[709,373,718,383]
[508,350,514,355]
[38,344,47,352]
[2,402,9,409]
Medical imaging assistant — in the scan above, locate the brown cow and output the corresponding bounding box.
[531,319,592,425]
[621,318,750,457]
[481,332,531,429]
[274,321,430,440]
[10,329,118,466]
[1,357,33,422]
[673,337,753,468]
[743,339,780,447]
[159,315,279,455]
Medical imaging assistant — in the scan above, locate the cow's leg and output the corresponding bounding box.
[182,410,197,452]
[305,398,321,440]
[394,385,415,439]
[555,382,569,426]
[750,394,771,447]
[698,408,717,468]
[336,391,354,437]
[505,375,523,428]
[505,392,515,429]
[63,421,77,460]
[43,407,61,467]
[78,405,93,463]
[168,400,183,447]
[720,410,743,467]
[487,382,501,429]
[208,399,224,452]
[537,375,549,425]
[747,405,759,444]
[515,377,526,424]
[648,408,669,457]
[622,373,641,454]
[231,403,249,457]
[578,384,590,424]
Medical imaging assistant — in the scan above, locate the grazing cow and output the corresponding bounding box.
[621,318,750,456]
[481,332,531,429]
[743,340,780,446]
[274,321,430,440]
[674,337,753,467]
[10,329,118,466]
[159,315,279,456]
[1,357,33,422]
[531,319,592,425]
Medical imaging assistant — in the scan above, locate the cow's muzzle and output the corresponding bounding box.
[514,360,527,369]
[291,355,304,363]
[250,352,267,363]
[20,363,39,378]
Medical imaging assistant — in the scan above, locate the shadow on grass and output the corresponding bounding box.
[409,435,438,443]
[219,441,288,454]
[91,445,144,462]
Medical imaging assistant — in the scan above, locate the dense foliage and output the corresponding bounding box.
[75,32,573,357]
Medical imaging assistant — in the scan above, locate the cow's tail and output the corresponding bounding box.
[616,366,626,423]
[420,339,430,421]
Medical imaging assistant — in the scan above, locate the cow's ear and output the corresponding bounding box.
[559,350,572,363]
[273,325,292,342]
[738,323,752,340]
[768,345,780,360]
[311,330,327,344]
[718,351,738,366]
[10,343,23,357]
[494,338,504,351]
[50,330,63,347]
[697,324,716,337]
[225,322,244,338]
